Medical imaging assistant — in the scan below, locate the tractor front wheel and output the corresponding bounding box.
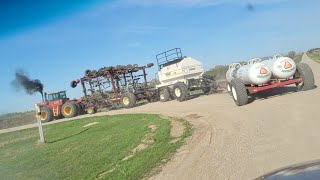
[61,102,78,118]
[40,107,54,123]
[121,92,137,108]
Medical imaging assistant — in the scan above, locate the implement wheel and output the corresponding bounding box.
[230,78,248,106]
[61,102,78,118]
[294,63,315,91]
[70,80,77,88]
[40,107,53,123]
[173,82,188,102]
[86,107,96,114]
[121,92,137,108]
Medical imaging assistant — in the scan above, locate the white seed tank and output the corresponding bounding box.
[226,59,272,85]
[156,56,204,88]
[262,55,296,79]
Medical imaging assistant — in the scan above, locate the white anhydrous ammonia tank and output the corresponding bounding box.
[227,61,272,85]
[226,63,240,82]
[236,62,272,85]
[262,56,296,79]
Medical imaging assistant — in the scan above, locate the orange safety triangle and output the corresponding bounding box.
[260,67,268,74]
[284,61,292,69]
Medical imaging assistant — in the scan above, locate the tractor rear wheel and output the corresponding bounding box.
[121,92,136,108]
[173,82,188,102]
[61,102,78,118]
[294,63,315,91]
[71,102,82,116]
[230,78,248,106]
[40,107,54,123]
[159,88,170,102]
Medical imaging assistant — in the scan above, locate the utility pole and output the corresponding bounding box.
[35,104,46,144]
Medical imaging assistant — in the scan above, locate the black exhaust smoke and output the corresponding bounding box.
[11,70,44,96]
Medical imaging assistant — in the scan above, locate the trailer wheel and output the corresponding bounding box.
[230,78,248,106]
[173,82,188,102]
[227,82,232,96]
[294,63,315,91]
[121,92,137,108]
[159,88,170,102]
[40,107,54,123]
[61,102,78,118]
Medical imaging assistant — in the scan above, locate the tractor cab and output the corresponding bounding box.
[44,91,69,105]
[46,91,68,101]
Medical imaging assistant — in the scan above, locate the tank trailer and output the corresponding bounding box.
[226,55,315,106]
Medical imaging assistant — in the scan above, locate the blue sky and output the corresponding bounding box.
[0,0,319,113]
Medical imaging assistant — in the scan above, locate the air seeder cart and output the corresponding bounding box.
[155,48,218,102]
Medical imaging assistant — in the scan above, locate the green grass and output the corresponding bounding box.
[307,50,320,63]
[293,54,303,63]
[0,114,191,180]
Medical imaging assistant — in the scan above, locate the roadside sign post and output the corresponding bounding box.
[35,104,46,144]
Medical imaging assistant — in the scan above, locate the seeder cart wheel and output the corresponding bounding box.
[173,82,188,102]
[159,88,170,102]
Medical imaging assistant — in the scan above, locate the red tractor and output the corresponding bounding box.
[35,91,85,122]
